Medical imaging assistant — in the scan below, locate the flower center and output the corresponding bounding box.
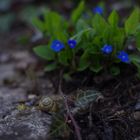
[56,43,60,47]
[122,55,126,59]
[106,48,111,52]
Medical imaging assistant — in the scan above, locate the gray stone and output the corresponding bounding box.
[0,108,51,140]
[0,87,52,140]
[0,64,15,83]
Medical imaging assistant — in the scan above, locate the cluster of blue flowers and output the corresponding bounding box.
[51,39,129,63]
[51,39,77,52]
[101,44,130,63]
[51,38,130,63]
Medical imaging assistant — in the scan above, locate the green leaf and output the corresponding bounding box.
[130,54,140,63]
[75,89,101,108]
[57,46,73,66]
[86,28,96,40]
[111,28,125,50]
[108,10,119,27]
[102,26,112,43]
[58,51,69,66]
[92,14,108,34]
[50,113,70,137]
[33,45,55,60]
[136,31,140,51]
[17,35,29,45]
[90,55,103,73]
[71,1,85,23]
[87,45,99,54]
[77,50,90,71]
[32,18,45,32]
[90,64,103,73]
[130,54,140,76]
[63,73,72,82]
[43,11,68,41]
[71,28,94,44]
[125,8,140,35]
[76,19,89,32]
[44,62,57,72]
[110,66,120,76]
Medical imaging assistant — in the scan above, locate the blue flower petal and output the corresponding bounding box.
[93,6,103,15]
[101,44,113,54]
[51,40,64,52]
[68,39,77,49]
[117,51,130,63]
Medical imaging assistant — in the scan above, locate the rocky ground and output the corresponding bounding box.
[0,30,53,140]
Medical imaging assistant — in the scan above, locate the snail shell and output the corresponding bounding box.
[39,96,57,112]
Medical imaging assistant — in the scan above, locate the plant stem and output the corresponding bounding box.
[58,70,82,140]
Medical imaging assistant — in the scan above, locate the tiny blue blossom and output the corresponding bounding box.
[93,6,103,15]
[101,44,113,54]
[68,39,77,49]
[51,40,64,52]
[117,51,130,63]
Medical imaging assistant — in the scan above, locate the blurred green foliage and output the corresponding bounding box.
[0,13,15,32]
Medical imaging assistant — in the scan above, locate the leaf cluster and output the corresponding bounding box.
[33,1,140,77]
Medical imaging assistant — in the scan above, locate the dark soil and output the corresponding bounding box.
[73,75,140,140]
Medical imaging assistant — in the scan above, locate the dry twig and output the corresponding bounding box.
[58,71,82,140]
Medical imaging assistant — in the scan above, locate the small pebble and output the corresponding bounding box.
[28,94,37,100]
[0,53,11,63]
[133,111,140,121]
[135,101,140,111]
[135,136,140,140]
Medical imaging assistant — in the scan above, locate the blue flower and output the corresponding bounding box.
[101,44,113,54]
[51,40,64,52]
[68,39,77,49]
[117,51,130,63]
[93,6,103,15]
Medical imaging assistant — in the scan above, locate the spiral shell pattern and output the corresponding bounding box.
[39,96,57,112]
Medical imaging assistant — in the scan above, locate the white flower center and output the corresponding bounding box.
[122,55,126,59]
